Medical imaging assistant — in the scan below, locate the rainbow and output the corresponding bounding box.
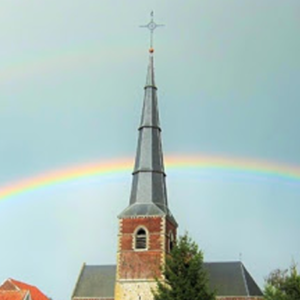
[1,45,137,83]
[0,154,300,201]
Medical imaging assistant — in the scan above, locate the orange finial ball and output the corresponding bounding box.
[149,48,154,53]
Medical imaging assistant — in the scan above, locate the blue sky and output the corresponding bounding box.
[0,1,300,300]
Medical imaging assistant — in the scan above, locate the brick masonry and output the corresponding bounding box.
[115,215,177,300]
[117,217,164,280]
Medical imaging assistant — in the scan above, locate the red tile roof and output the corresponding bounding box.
[1,280,48,300]
[0,290,28,300]
[0,281,16,291]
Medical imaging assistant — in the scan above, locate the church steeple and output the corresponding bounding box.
[115,16,178,300]
[119,52,175,224]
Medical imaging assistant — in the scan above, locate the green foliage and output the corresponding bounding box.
[153,233,215,300]
[264,262,300,300]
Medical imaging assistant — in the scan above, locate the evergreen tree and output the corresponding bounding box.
[264,262,300,300]
[153,233,215,300]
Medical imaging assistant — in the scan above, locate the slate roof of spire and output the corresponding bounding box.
[72,262,263,299]
[119,53,176,224]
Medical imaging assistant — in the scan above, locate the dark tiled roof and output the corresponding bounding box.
[242,263,264,296]
[204,262,263,296]
[72,262,263,298]
[72,265,116,298]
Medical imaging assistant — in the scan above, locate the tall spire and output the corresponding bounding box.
[119,51,175,223]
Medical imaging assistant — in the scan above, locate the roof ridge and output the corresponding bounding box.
[240,262,250,296]
[85,264,116,267]
[71,263,86,299]
[9,279,33,288]
[7,279,21,291]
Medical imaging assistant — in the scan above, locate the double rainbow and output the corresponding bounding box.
[0,154,299,201]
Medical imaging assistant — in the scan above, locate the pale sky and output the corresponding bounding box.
[0,1,300,300]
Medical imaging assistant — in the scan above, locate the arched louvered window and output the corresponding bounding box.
[135,228,147,250]
[169,231,174,252]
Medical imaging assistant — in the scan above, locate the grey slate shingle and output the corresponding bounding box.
[204,262,263,296]
[72,265,116,298]
[118,55,176,226]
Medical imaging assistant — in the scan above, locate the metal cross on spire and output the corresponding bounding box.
[139,11,164,52]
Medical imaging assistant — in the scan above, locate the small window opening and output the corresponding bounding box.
[135,228,147,250]
[169,232,174,252]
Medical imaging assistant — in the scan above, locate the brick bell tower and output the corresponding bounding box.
[114,46,177,300]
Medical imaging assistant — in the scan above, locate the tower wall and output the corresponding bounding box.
[165,218,177,251]
[115,216,176,300]
[116,217,164,280]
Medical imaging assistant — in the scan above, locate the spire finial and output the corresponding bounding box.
[139,11,165,53]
